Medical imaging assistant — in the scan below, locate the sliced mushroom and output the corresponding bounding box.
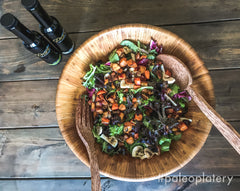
[120,80,134,89]
[96,126,103,135]
[140,148,154,159]
[100,134,118,148]
[132,145,145,158]
[129,67,135,73]
[179,117,192,123]
[163,75,175,84]
[96,126,118,147]
[131,53,136,61]
[160,64,175,84]
[141,147,160,159]
[123,46,132,54]
[104,73,110,80]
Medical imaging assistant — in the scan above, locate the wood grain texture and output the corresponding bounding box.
[187,86,240,154]
[157,54,240,154]
[0,69,239,128]
[1,0,240,39]
[0,122,239,178]
[0,177,239,191]
[0,80,58,128]
[1,21,240,81]
[0,0,239,188]
[76,99,101,191]
[56,24,215,181]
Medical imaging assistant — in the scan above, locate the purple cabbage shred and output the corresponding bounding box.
[150,40,163,54]
[105,61,111,66]
[86,88,96,99]
[173,91,192,101]
[138,58,149,65]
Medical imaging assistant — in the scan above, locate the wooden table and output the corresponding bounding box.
[0,0,239,190]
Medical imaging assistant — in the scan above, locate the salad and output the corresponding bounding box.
[82,39,192,159]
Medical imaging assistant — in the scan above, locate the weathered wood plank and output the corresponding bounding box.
[167,21,240,70]
[0,177,239,191]
[0,69,239,128]
[1,0,240,39]
[1,21,240,81]
[0,80,58,128]
[0,33,93,82]
[0,122,239,178]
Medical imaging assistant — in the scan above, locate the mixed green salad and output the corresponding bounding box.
[82,39,192,159]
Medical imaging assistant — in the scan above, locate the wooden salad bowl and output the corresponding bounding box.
[56,24,215,181]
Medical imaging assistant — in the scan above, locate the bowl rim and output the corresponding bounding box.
[56,23,215,181]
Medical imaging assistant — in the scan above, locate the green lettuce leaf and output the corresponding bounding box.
[96,64,111,74]
[169,84,180,97]
[120,40,139,52]
[159,136,172,152]
[109,49,119,63]
[82,64,96,89]
[109,124,124,136]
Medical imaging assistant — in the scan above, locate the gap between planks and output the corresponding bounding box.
[0,65,240,83]
[0,119,240,130]
[1,17,240,41]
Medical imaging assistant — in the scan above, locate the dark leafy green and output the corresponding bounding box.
[169,84,180,97]
[109,124,124,136]
[147,54,155,60]
[82,39,192,158]
[117,91,124,103]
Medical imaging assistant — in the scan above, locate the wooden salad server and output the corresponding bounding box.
[76,98,102,191]
[157,54,240,154]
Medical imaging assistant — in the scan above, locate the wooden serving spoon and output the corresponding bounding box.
[76,98,101,191]
[157,54,240,154]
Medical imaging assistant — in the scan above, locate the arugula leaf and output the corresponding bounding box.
[96,64,111,74]
[175,97,188,108]
[92,126,103,143]
[143,118,153,130]
[117,91,124,103]
[147,54,155,60]
[120,40,139,52]
[82,64,96,89]
[179,101,185,108]
[169,84,180,97]
[109,124,124,136]
[102,141,108,152]
[127,111,135,121]
[140,96,156,108]
[141,99,149,106]
[149,49,158,55]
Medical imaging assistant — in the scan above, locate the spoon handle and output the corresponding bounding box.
[187,85,240,155]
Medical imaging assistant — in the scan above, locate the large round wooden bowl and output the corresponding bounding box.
[56,24,215,181]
